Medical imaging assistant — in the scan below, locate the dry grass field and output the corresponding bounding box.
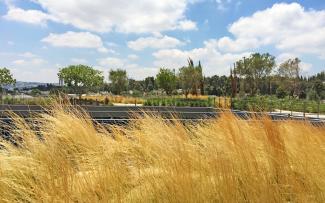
[0,105,324,202]
[82,95,145,105]
[82,94,231,108]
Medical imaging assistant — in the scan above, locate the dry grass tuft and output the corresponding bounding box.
[83,95,144,105]
[0,106,324,202]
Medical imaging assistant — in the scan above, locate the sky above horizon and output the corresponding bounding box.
[1,0,325,83]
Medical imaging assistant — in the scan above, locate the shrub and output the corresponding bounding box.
[276,87,287,99]
[143,97,216,107]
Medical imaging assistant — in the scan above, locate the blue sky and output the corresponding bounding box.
[0,0,324,82]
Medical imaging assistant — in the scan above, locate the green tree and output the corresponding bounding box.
[235,53,275,95]
[179,65,193,98]
[312,80,325,100]
[278,58,301,97]
[205,75,221,96]
[144,76,155,92]
[109,69,128,95]
[250,53,275,94]
[156,68,177,95]
[128,78,143,93]
[179,58,203,98]
[0,68,16,101]
[235,56,250,95]
[278,58,301,79]
[276,86,287,99]
[58,65,104,96]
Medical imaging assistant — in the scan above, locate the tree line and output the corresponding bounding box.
[57,53,324,100]
[1,52,324,101]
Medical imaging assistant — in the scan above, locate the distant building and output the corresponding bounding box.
[59,77,64,86]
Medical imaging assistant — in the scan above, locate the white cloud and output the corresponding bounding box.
[97,47,109,53]
[1,52,59,82]
[215,37,259,53]
[3,7,55,25]
[97,65,158,80]
[128,35,185,51]
[128,54,139,60]
[12,57,47,66]
[97,57,158,79]
[276,52,300,63]
[300,62,313,75]
[98,57,125,68]
[176,20,197,31]
[41,31,108,52]
[300,62,313,73]
[20,52,38,58]
[31,58,47,65]
[7,0,197,33]
[11,67,58,83]
[98,47,118,54]
[12,52,47,66]
[12,59,25,65]
[153,40,250,76]
[127,68,159,80]
[216,3,325,58]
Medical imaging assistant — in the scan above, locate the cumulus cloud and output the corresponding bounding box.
[153,40,250,76]
[128,35,185,51]
[214,37,259,53]
[216,3,325,59]
[175,20,197,31]
[98,57,125,68]
[19,52,38,58]
[10,67,58,83]
[128,54,139,60]
[3,7,55,25]
[300,62,313,73]
[97,57,158,79]
[9,53,51,82]
[12,59,25,65]
[141,2,324,76]
[12,52,47,70]
[126,68,159,80]
[277,53,300,62]
[5,0,197,33]
[12,58,47,66]
[41,31,108,53]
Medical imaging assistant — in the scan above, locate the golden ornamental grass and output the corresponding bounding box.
[0,106,324,202]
